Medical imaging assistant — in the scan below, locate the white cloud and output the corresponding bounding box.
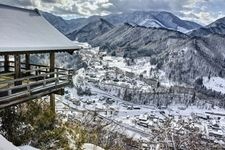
[1,0,225,24]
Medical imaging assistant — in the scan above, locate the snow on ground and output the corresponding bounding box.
[0,123,101,150]
[158,70,175,87]
[103,56,153,76]
[82,143,104,150]
[72,41,91,49]
[103,56,177,87]
[0,135,19,150]
[203,76,225,94]
[18,146,39,150]
[58,81,225,143]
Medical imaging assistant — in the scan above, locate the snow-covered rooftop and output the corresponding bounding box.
[0,4,80,53]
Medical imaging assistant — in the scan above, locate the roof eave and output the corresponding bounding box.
[0,48,81,55]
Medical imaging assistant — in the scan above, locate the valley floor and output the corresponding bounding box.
[52,43,225,149]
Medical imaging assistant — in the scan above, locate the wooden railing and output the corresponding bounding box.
[0,71,70,97]
[0,62,74,107]
[0,61,74,76]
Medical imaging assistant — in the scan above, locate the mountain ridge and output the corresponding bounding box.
[67,18,114,42]
[190,17,225,37]
[42,10,202,35]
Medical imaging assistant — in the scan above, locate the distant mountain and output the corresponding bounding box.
[91,23,188,57]
[67,18,114,42]
[65,11,202,42]
[90,23,191,62]
[42,11,202,36]
[190,17,225,37]
[102,11,202,33]
[41,11,225,84]
[41,12,70,34]
[91,24,225,83]
[41,12,90,35]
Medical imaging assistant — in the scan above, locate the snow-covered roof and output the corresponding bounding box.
[139,114,148,121]
[0,4,80,54]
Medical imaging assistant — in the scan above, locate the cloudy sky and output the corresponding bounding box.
[1,0,224,25]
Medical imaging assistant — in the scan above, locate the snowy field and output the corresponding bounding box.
[56,83,225,143]
[203,76,225,94]
[0,134,39,150]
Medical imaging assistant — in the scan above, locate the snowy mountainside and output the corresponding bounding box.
[139,19,166,28]
[67,18,114,42]
[41,12,90,35]
[41,12,71,35]
[91,24,225,84]
[42,11,201,35]
[190,17,225,37]
[91,23,188,57]
[102,11,202,33]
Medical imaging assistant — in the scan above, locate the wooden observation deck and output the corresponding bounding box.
[0,61,73,109]
[0,4,80,111]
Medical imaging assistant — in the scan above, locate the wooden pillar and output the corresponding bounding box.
[50,52,55,114]
[14,54,21,85]
[50,52,55,75]
[4,55,9,72]
[50,94,55,113]
[25,53,30,76]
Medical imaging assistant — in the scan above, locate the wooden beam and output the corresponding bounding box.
[25,54,30,76]
[0,87,66,109]
[50,52,55,114]
[14,54,21,85]
[0,49,77,56]
[4,55,9,72]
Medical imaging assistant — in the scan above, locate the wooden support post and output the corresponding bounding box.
[4,55,9,72]
[50,94,55,113]
[50,52,55,77]
[14,54,21,85]
[25,53,30,76]
[50,52,55,114]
